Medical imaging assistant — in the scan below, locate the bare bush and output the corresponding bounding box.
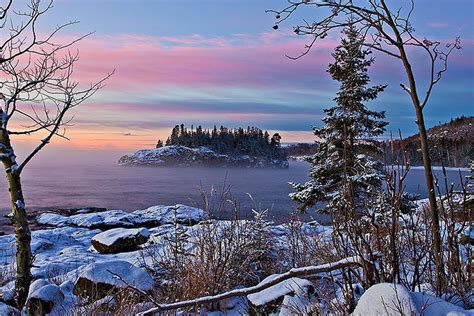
[139,186,275,313]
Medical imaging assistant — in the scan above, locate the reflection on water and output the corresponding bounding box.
[0,151,468,226]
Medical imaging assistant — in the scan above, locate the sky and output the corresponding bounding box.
[8,0,474,154]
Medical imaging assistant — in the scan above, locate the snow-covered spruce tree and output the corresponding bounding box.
[290,24,387,216]
[289,24,388,312]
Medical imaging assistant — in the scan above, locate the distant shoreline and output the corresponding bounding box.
[288,156,470,170]
[407,165,469,172]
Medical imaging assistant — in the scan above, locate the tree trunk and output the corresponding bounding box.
[414,106,444,294]
[396,43,444,295]
[0,131,32,308]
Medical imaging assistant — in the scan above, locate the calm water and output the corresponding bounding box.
[0,151,469,230]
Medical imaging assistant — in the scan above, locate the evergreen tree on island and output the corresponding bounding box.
[290,24,387,214]
[161,124,286,160]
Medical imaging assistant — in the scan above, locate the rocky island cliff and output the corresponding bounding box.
[118,145,289,168]
[119,124,289,168]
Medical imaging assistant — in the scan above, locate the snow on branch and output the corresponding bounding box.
[138,255,371,315]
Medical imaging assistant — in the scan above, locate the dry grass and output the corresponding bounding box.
[138,185,276,313]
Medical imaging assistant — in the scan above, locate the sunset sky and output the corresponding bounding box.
[12,0,474,153]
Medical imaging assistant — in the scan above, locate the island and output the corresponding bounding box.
[119,124,289,168]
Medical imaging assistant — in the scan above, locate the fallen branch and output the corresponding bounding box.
[138,255,370,315]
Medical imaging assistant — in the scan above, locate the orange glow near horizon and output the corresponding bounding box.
[10,126,316,154]
[12,126,314,152]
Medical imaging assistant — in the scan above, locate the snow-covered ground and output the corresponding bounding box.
[0,203,472,315]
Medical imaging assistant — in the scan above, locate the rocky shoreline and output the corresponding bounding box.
[0,204,325,314]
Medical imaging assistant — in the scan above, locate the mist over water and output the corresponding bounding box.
[0,150,469,229]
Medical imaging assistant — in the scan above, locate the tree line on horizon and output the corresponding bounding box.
[156,124,287,160]
[386,116,473,168]
[285,116,473,167]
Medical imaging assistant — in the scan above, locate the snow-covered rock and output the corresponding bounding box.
[73,260,154,300]
[0,302,18,315]
[353,283,472,316]
[0,281,15,306]
[91,227,150,254]
[37,210,137,229]
[248,275,314,314]
[118,145,289,168]
[353,283,417,315]
[133,204,205,226]
[26,279,64,315]
[37,204,206,229]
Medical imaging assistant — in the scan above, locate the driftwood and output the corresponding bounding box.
[138,255,371,315]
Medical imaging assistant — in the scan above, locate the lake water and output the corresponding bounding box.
[0,151,469,230]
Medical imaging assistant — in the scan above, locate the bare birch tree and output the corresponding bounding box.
[0,0,111,308]
[268,0,460,294]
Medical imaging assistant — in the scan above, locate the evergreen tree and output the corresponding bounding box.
[270,133,282,148]
[290,24,387,214]
[162,123,287,160]
[169,125,180,145]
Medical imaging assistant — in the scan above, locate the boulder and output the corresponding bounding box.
[26,279,65,315]
[353,283,416,315]
[133,204,205,226]
[353,283,470,316]
[0,281,15,306]
[91,228,150,254]
[73,260,154,301]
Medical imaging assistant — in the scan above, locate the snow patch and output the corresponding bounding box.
[247,275,313,306]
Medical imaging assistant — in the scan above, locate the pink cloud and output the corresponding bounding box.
[65,32,338,91]
[8,31,472,151]
[69,32,473,94]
